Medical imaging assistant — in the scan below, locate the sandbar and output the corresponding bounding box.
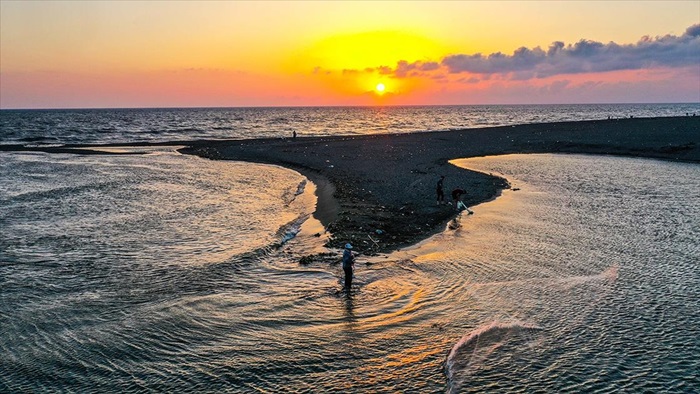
[178,116,700,255]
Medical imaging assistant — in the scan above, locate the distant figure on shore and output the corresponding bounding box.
[292,130,297,139]
[436,175,445,205]
[342,243,355,291]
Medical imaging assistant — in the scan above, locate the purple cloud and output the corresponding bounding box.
[314,25,699,83]
[441,24,700,78]
[394,60,441,77]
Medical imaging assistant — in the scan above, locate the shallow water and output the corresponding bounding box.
[1,152,698,392]
[446,155,699,392]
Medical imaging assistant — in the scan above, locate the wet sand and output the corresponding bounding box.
[178,116,700,255]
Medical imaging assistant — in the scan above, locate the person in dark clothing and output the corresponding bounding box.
[436,176,445,205]
[451,188,466,207]
[342,243,355,290]
[451,188,474,214]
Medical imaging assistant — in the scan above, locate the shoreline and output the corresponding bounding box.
[4,116,699,255]
[179,116,700,255]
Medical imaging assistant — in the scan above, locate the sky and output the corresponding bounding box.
[1,1,699,109]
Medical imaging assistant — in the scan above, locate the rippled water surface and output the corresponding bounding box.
[2,103,698,146]
[1,152,698,393]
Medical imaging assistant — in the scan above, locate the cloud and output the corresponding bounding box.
[394,60,441,77]
[377,66,393,75]
[312,66,332,75]
[441,24,700,78]
[335,61,442,78]
[457,77,481,84]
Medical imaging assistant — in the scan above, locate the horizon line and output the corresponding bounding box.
[2,101,699,111]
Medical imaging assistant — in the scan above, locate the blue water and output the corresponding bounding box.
[1,105,699,392]
[2,103,699,146]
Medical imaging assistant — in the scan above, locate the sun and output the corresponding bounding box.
[375,83,386,94]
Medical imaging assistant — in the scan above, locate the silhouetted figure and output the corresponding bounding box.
[451,188,465,203]
[292,130,297,139]
[451,188,474,214]
[342,243,355,291]
[436,175,445,205]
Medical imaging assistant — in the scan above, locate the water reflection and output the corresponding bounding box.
[343,293,355,321]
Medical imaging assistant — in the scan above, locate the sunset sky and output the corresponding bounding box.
[1,1,699,109]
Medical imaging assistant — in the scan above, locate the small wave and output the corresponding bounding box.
[4,180,118,202]
[206,212,313,266]
[558,265,619,289]
[160,127,204,134]
[281,180,308,206]
[220,213,309,263]
[445,320,542,393]
[295,180,307,196]
[19,136,60,142]
[23,144,66,148]
[276,214,310,245]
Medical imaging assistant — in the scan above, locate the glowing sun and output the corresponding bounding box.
[375,83,386,93]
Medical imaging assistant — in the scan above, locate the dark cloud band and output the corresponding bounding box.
[441,24,700,78]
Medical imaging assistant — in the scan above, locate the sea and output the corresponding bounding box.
[1,104,699,393]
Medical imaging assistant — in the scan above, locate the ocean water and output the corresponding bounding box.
[2,104,699,392]
[2,103,699,146]
[2,149,698,392]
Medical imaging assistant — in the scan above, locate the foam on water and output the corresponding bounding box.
[445,320,543,392]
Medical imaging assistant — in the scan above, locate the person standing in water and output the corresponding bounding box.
[342,243,355,291]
